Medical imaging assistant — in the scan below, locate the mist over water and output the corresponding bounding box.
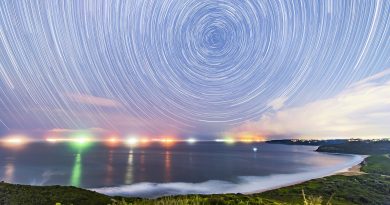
[0,142,363,197]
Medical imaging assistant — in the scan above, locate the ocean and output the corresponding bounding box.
[0,141,364,197]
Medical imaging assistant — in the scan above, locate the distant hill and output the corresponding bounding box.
[266,139,348,146]
[316,140,390,155]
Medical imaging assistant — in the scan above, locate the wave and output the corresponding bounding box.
[91,154,365,198]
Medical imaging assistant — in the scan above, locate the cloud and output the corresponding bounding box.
[236,69,390,138]
[43,127,115,139]
[267,96,288,110]
[47,127,111,134]
[66,93,123,108]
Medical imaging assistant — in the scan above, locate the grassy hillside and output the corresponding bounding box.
[361,154,390,176]
[0,183,113,205]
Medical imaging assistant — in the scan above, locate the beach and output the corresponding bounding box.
[249,154,367,194]
[92,153,366,198]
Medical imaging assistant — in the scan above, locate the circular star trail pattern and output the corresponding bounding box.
[0,0,389,134]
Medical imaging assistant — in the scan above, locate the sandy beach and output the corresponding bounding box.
[93,154,367,198]
[247,154,367,194]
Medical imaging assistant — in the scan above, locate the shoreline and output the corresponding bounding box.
[91,154,367,198]
[1,153,387,205]
[248,154,367,194]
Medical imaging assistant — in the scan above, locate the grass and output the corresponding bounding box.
[361,155,390,176]
[0,183,113,205]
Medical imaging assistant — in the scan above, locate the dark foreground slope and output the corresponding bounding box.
[0,183,113,205]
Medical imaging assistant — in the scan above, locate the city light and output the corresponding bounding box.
[160,136,176,147]
[214,138,235,144]
[126,137,139,146]
[1,135,30,149]
[3,138,24,144]
[187,138,197,144]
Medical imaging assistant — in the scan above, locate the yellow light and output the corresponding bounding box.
[225,138,235,144]
[73,137,90,144]
[163,138,173,143]
[240,138,253,143]
[4,138,24,144]
[46,138,58,143]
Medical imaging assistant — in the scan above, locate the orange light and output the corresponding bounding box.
[108,137,118,143]
[240,138,253,143]
[138,138,151,147]
[239,134,265,143]
[104,136,120,147]
[160,136,176,147]
[1,135,29,149]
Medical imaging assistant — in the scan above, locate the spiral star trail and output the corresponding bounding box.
[0,0,389,138]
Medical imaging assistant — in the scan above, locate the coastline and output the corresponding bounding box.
[92,153,367,198]
[248,154,367,194]
[1,153,387,205]
[2,140,388,205]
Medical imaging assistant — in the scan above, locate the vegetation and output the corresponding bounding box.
[266,139,348,146]
[0,183,113,205]
[361,154,390,176]
[316,140,390,155]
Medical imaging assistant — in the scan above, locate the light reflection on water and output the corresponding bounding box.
[125,150,134,184]
[164,151,171,182]
[105,150,114,185]
[0,142,358,188]
[4,161,15,182]
[70,153,82,187]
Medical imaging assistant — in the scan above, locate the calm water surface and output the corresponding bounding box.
[0,142,354,189]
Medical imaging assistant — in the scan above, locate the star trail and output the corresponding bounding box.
[0,0,389,138]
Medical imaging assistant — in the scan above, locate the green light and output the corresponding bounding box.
[69,134,93,151]
[70,153,82,187]
[75,137,88,144]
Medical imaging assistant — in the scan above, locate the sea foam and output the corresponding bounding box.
[91,154,365,198]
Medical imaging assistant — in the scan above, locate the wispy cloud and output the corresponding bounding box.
[267,96,288,111]
[236,69,390,138]
[47,127,110,134]
[66,93,123,108]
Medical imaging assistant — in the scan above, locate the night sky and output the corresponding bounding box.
[0,0,389,138]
